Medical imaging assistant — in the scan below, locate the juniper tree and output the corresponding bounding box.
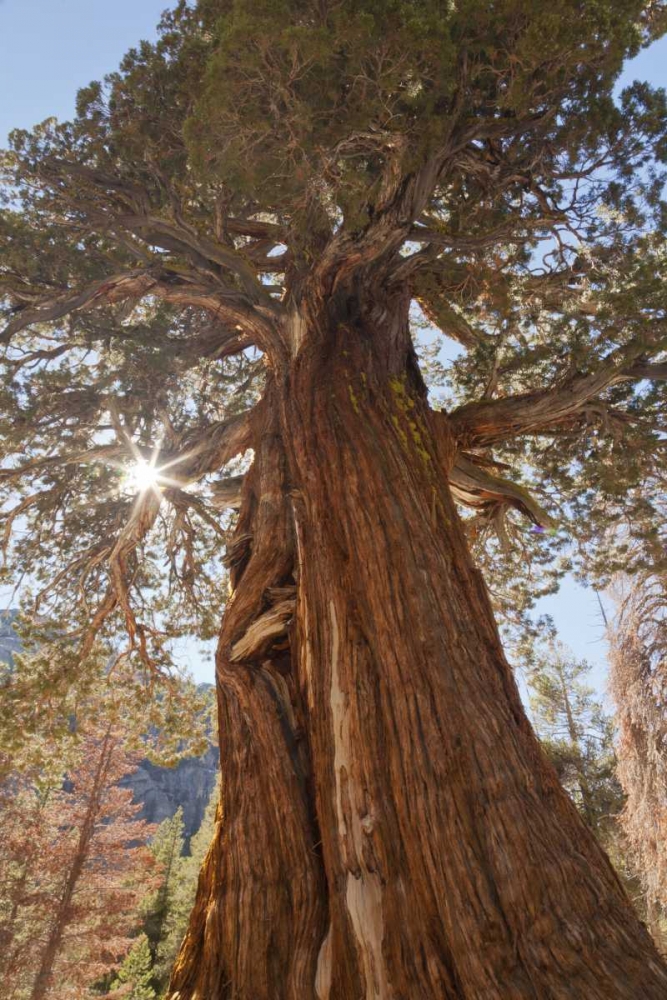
[3,1,667,996]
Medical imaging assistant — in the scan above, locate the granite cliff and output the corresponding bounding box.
[124,742,219,841]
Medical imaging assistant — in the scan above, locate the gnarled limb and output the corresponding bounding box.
[0,271,155,343]
[159,411,254,485]
[451,338,667,448]
[449,454,554,526]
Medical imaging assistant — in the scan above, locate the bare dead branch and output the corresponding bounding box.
[209,474,246,510]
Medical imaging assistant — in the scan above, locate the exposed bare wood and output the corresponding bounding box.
[449,454,554,525]
[623,361,667,382]
[229,598,295,662]
[209,474,245,509]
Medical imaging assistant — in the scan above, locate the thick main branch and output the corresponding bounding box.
[451,340,667,447]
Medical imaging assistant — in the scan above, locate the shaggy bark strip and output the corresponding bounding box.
[168,396,327,1000]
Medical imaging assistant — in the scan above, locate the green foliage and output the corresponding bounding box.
[153,784,219,987]
[524,639,658,920]
[142,807,187,961]
[0,0,667,721]
[184,0,656,220]
[187,0,457,212]
[120,785,219,992]
[0,636,212,779]
[110,935,157,1000]
[526,640,624,844]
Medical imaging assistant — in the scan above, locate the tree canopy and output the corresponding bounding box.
[1,0,666,669]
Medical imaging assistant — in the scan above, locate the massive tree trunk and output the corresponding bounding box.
[168,287,667,999]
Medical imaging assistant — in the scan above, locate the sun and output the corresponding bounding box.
[125,459,162,494]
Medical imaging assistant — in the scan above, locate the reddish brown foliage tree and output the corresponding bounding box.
[0,725,160,1000]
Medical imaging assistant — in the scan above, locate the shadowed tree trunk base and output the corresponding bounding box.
[168,290,667,999]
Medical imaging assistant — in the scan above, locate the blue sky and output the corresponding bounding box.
[1,2,665,688]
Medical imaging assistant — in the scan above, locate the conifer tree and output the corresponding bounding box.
[0,638,211,782]
[142,808,187,964]
[109,934,157,1000]
[0,777,60,1000]
[0,724,159,1000]
[2,1,667,995]
[0,636,210,996]
[526,641,623,840]
[120,787,219,995]
[154,784,219,988]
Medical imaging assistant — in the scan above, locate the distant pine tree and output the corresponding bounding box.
[142,807,186,966]
[526,640,624,842]
[154,784,219,988]
[109,934,156,1000]
[525,640,646,914]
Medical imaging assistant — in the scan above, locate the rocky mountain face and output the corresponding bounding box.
[0,610,22,665]
[0,611,218,841]
[123,744,219,841]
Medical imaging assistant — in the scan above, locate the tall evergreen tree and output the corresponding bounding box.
[142,808,186,964]
[524,639,652,907]
[526,641,623,840]
[154,784,219,989]
[2,1,667,995]
[109,934,157,1000]
[117,786,219,995]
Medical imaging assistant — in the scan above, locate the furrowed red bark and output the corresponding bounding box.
[169,396,327,998]
[168,288,667,999]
